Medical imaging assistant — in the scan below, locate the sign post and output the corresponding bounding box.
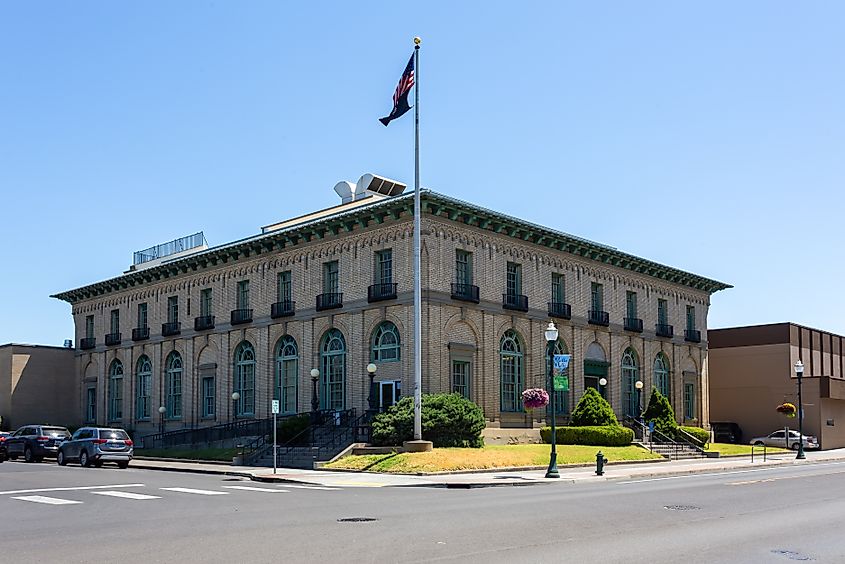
[271,399,280,474]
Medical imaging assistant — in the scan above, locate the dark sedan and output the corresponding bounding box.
[0,432,10,462]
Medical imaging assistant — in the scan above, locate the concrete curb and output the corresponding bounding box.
[129,462,253,478]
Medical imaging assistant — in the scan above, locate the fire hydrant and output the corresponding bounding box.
[595,451,608,476]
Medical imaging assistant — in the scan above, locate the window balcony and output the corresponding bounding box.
[451,283,479,303]
[502,293,528,312]
[624,317,643,333]
[548,302,572,320]
[656,323,674,338]
[368,283,398,303]
[162,321,181,337]
[271,300,296,318]
[231,309,253,325]
[104,333,121,346]
[684,329,701,343]
[316,293,343,311]
[588,310,610,326]
[132,327,149,341]
[194,315,215,331]
[80,337,95,350]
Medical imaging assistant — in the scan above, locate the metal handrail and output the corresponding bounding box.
[675,427,707,452]
[751,443,767,463]
[139,414,295,449]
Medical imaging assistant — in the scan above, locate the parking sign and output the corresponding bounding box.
[271,400,280,414]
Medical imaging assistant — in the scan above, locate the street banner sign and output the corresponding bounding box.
[553,375,569,392]
[553,355,571,391]
[271,400,280,414]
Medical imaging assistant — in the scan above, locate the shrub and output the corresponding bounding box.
[371,393,485,448]
[570,387,619,427]
[642,389,678,435]
[679,426,710,445]
[277,414,311,445]
[540,425,634,446]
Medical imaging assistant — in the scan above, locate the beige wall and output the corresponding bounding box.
[0,345,78,430]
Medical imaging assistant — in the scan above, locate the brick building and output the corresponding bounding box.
[53,174,729,435]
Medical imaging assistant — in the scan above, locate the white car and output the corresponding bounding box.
[750,429,818,450]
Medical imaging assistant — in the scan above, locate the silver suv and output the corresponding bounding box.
[57,427,133,469]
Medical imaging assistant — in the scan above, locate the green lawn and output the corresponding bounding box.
[324,444,662,474]
[707,443,790,457]
[134,448,236,461]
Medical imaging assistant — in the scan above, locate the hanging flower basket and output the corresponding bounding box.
[776,402,797,418]
[522,388,550,411]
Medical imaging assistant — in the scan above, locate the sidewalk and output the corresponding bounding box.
[131,447,845,488]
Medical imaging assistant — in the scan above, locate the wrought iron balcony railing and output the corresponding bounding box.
[656,323,674,338]
[105,332,121,346]
[624,317,644,333]
[231,309,253,325]
[368,283,398,303]
[271,300,296,318]
[194,315,215,331]
[684,329,701,343]
[132,327,150,341]
[548,302,572,320]
[502,293,529,312]
[162,321,181,337]
[316,293,343,311]
[80,337,96,350]
[451,283,480,303]
[588,310,610,326]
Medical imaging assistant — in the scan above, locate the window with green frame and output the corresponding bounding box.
[137,303,148,329]
[320,329,346,410]
[275,336,298,414]
[455,250,472,285]
[85,315,95,339]
[686,305,696,331]
[551,273,565,304]
[371,321,400,362]
[167,296,179,324]
[506,262,522,296]
[237,280,250,309]
[591,282,603,311]
[165,352,183,419]
[200,288,212,317]
[202,376,215,418]
[657,298,668,326]
[234,342,256,416]
[277,271,292,303]
[626,291,637,319]
[107,360,123,421]
[110,309,120,335]
[323,261,339,295]
[452,360,470,399]
[684,383,695,420]
[135,356,151,420]
[375,249,393,285]
[86,387,96,422]
[653,354,670,399]
[621,348,639,418]
[500,330,523,412]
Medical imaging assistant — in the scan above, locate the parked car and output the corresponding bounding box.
[750,429,818,450]
[5,425,71,462]
[0,432,11,462]
[711,422,743,444]
[57,427,133,468]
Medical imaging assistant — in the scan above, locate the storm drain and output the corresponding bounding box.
[337,517,379,523]
[663,504,700,511]
[771,549,814,561]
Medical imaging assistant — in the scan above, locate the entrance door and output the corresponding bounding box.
[379,381,399,412]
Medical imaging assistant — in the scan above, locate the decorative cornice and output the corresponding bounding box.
[52,191,731,304]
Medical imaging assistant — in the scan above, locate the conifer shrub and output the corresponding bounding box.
[371,393,485,448]
[642,389,678,436]
[570,387,619,427]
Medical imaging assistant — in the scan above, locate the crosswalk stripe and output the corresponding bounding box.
[0,484,145,496]
[93,491,161,500]
[222,485,289,493]
[12,495,82,505]
[160,487,229,496]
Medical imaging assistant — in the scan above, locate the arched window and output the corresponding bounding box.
[165,352,183,419]
[108,360,123,421]
[234,342,255,417]
[621,348,639,418]
[136,356,152,420]
[653,353,670,400]
[500,330,524,412]
[275,336,298,414]
[546,340,570,415]
[320,329,346,410]
[371,322,400,362]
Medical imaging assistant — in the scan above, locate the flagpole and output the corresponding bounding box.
[412,36,422,442]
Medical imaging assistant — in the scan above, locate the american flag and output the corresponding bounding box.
[379,52,415,126]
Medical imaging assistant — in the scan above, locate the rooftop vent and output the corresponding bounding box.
[334,173,406,204]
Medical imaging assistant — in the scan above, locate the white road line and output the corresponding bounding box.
[0,484,145,496]
[93,491,161,500]
[160,487,229,496]
[12,495,83,505]
[222,486,289,493]
[282,485,340,491]
[617,461,845,484]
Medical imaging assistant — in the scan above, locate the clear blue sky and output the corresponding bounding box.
[1,2,843,346]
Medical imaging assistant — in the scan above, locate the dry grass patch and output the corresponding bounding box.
[325,444,661,473]
[708,443,791,457]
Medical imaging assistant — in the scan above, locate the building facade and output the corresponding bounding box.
[709,323,845,449]
[53,175,729,436]
[0,343,78,431]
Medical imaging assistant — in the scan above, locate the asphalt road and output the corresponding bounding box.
[1,459,844,563]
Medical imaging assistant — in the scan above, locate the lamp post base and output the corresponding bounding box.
[545,453,560,479]
[403,440,433,453]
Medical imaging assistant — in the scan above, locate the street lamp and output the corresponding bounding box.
[795,360,805,460]
[231,392,240,421]
[367,363,378,417]
[634,380,644,421]
[158,405,166,437]
[544,321,560,479]
[599,377,608,399]
[310,368,320,424]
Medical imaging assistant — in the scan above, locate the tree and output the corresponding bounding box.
[570,387,619,427]
[371,393,485,447]
[642,388,678,435]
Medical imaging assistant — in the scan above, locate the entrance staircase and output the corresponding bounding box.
[623,416,710,461]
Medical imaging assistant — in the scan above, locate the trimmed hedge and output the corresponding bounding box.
[679,426,710,445]
[540,425,634,446]
[371,393,485,448]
